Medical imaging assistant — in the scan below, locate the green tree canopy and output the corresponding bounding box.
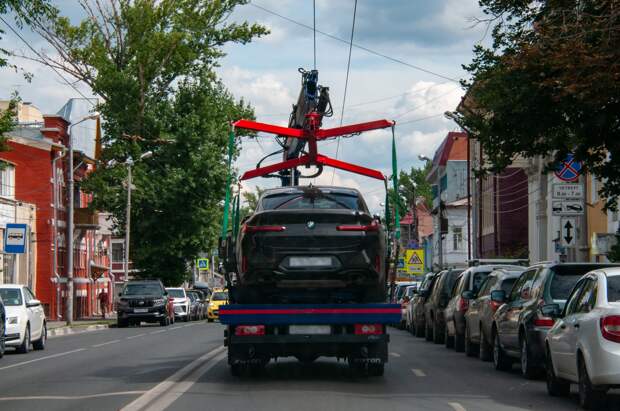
[388,161,433,219]
[453,0,620,207]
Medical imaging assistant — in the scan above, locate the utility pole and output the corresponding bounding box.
[124,159,132,283]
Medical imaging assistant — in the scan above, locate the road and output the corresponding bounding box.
[0,322,617,410]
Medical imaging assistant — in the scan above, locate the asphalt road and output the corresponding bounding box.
[0,322,617,410]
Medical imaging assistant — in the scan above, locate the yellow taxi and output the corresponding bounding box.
[207,288,228,322]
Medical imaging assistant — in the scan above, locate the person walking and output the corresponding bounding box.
[99,289,109,319]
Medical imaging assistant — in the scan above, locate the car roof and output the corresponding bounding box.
[0,284,24,288]
[466,264,526,273]
[261,185,361,197]
[598,267,620,277]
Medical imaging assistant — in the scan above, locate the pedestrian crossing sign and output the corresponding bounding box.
[197,258,209,271]
[405,249,424,275]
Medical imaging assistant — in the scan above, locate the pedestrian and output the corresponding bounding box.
[99,289,108,319]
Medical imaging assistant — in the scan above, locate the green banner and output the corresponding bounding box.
[220,128,235,238]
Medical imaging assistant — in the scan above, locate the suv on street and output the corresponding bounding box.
[166,288,191,322]
[424,268,463,344]
[490,262,620,378]
[116,280,171,327]
[409,273,437,338]
[444,265,525,352]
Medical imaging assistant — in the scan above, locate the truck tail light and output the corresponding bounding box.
[457,297,469,312]
[354,324,383,335]
[235,325,266,336]
[600,316,620,343]
[243,224,286,233]
[337,221,379,232]
[489,300,502,311]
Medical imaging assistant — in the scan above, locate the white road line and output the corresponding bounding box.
[0,348,86,371]
[169,326,182,330]
[0,391,146,401]
[149,330,167,335]
[120,346,225,411]
[92,339,121,348]
[126,333,146,340]
[411,368,426,377]
[448,402,467,411]
[389,352,401,357]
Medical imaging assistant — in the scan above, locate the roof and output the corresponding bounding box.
[427,131,468,182]
[56,98,100,159]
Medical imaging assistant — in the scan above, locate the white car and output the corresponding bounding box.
[545,268,620,409]
[166,288,190,322]
[0,284,47,353]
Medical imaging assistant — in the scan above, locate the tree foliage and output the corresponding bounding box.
[27,0,266,285]
[454,0,620,207]
[388,161,433,218]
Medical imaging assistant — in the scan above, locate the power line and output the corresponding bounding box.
[250,2,460,83]
[313,0,316,70]
[0,16,96,105]
[332,0,358,185]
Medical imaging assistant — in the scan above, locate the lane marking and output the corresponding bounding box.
[92,339,121,348]
[448,402,467,411]
[169,326,182,330]
[121,345,225,411]
[0,348,86,371]
[411,368,426,377]
[126,333,146,340]
[149,330,167,335]
[389,352,401,357]
[0,391,146,401]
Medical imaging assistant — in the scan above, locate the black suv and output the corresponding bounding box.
[424,268,463,344]
[116,280,171,327]
[490,262,619,378]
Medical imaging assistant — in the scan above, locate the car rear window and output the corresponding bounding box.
[261,191,362,211]
[500,278,517,294]
[122,283,162,296]
[607,276,620,302]
[212,292,228,301]
[549,274,583,300]
[443,271,463,293]
[472,271,491,293]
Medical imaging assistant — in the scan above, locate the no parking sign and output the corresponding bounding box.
[554,154,583,182]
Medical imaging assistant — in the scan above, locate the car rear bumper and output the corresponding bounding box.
[118,307,167,322]
[587,339,620,385]
[526,327,549,362]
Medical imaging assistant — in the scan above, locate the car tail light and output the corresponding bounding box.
[243,224,286,233]
[354,323,383,335]
[235,325,266,336]
[457,297,469,312]
[533,314,555,327]
[489,300,502,311]
[600,316,620,343]
[337,221,379,232]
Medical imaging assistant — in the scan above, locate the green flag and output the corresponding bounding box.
[391,126,400,240]
[221,128,235,238]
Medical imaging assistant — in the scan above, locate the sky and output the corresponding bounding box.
[0,0,490,213]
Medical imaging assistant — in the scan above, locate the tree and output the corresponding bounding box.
[388,161,433,218]
[453,0,620,207]
[22,0,267,285]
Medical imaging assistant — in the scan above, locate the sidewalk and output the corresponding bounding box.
[47,314,117,338]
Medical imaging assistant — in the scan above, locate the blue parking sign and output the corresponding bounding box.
[5,224,27,254]
[197,258,209,271]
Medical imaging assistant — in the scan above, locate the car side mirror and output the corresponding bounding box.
[26,299,41,308]
[541,303,562,319]
[490,290,506,303]
[461,290,475,300]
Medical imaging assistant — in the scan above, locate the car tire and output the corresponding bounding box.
[368,362,385,377]
[433,319,444,345]
[546,347,570,397]
[17,324,30,354]
[32,322,46,351]
[520,336,543,379]
[117,319,128,328]
[493,330,512,371]
[230,363,243,377]
[0,334,5,358]
[183,315,189,322]
[454,329,465,353]
[208,318,214,323]
[159,317,168,327]
[578,355,607,409]
[444,325,454,348]
[425,322,433,342]
[479,326,492,362]
[415,321,425,338]
[464,324,477,357]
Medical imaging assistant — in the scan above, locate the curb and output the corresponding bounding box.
[48,324,110,338]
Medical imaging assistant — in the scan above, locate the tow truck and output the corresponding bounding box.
[219,68,401,376]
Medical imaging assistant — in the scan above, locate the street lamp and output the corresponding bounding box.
[66,112,100,325]
[418,154,431,163]
[109,150,153,283]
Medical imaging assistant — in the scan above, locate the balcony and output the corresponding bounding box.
[75,208,100,229]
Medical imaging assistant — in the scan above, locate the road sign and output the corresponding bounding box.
[552,200,584,216]
[405,249,424,275]
[397,257,405,269]
[4,224,27,254]
[561,217,576,247]
[553,183,584,199]
[554,154,583,182]
[196,258,209,271]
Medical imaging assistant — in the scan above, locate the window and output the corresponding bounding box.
[564,280,586,316]
[500,277,518,294]
[576,279,597,313]
[112,242,124,263]
[478,276,496,297]
[607,276,620,302]
[0,163,15,199]
[509,270,536,301]
[453,227,463,250]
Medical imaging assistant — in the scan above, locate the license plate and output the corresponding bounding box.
[289,256,332,267]
[134,308,148,313]
[289,325,331,335]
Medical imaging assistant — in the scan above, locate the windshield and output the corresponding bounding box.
[0,288,22,306]
[261,191,363,211]
[167,289,186,298]
[549,274,583,301]
[607,276,620,302]
[122,283,162,296]
[211,292,228,301]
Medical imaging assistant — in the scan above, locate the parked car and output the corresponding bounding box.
[463,269,523,360]
[0,284,47,353]
[186,291,204,321]
[399,285,418,329]
[545,267,620,409]
[393,281,418,304]
[424,269,463,344]
[445,265,525,352]
[116,280,172,327]
[490,262,619,379]
[166,287,190,322]
[191,289,209,319]
[410,273,438,338]
[0,295,5,358]
[207,289,228,322]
